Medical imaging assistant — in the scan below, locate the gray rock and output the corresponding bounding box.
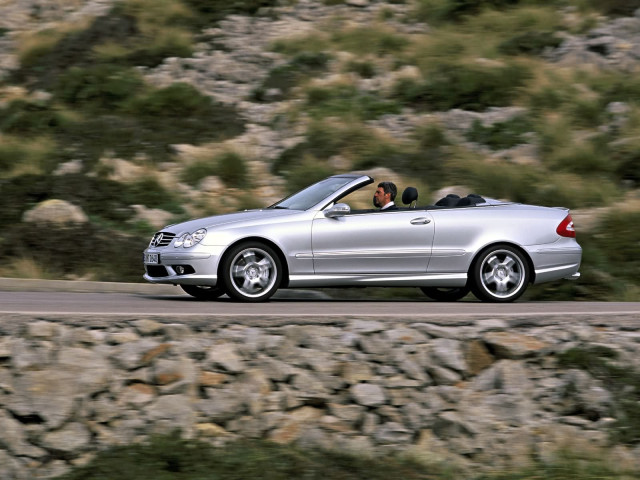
[374,422,413,444]
[41,422,92,455]
[351,383,387,407]
[0,411,47,457]
[430,338,468,373]
[208,343,245,373]
[7,370,79,428]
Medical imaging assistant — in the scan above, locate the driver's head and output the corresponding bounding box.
[373,181,397,208]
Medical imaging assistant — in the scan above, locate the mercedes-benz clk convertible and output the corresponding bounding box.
[143,173,581,303]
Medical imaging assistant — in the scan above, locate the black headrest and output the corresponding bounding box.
[435,194,460,207]
[402,187,418,205]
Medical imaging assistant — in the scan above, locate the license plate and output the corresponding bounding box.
[144,253,160,264]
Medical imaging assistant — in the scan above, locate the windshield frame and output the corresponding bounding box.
[269,174,373,211]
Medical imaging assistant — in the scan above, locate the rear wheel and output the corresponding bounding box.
[181,284,224,300]
[470,244,530,303]
[420,286,470,302]
[221,242,282,302]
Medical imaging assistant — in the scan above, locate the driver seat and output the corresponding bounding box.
[402,187,418,208]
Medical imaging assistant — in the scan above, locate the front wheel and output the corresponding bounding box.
[220,242,282,302]
[180,284,224,300]
[470,244,530,303]
[420,286,470,302]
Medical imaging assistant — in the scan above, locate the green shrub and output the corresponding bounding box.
[413,0,525,24]
[181,159,219,186]
[306,84,401,120]
[352,140,409,171]
[271,34,330,56]
[331,26,410,56]
[284,158,334,193]
[393,62,531,111]
[610,138,640,186]
[584,0,640,16]
[344,60,377,78]
[591,208,640,283]
[181,0,280,27]
[0,99,68,134]
[0,138,58,177]
[466,115,534,150]
[498,30,563,55]
[0,222,149,282]
[251,52,331,102]
[0,173,182,229]
[13,8,193,89]
[215,151,249,188]
[124,82,211,118]
[273,121,388,175]
[55,435,437,480]
[54,65,144,110]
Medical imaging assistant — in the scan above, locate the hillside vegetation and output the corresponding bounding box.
[0,0,639,300]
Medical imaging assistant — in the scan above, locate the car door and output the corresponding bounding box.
[311,209,435,274]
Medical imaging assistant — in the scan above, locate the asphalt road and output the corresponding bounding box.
[1,278,639,321]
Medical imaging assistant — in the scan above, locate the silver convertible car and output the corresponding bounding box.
[143,174,581,303]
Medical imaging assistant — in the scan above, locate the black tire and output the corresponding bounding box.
[220,242,282,302]
[181,284,225,300]
[470,244,530,303]
[420,286,470,302]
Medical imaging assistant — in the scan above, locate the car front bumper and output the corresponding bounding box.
[143,247,223,287]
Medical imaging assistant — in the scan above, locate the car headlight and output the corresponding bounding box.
[174,228,207,248]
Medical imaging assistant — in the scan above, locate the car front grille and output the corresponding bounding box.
[149,232,175,248]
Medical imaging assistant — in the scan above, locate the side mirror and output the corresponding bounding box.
[325,203,350,218]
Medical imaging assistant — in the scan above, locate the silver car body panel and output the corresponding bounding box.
[143,174,582,294]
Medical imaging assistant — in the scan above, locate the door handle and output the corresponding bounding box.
[410,217,431,225]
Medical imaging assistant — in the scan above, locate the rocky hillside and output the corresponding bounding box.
[0,0,639,298]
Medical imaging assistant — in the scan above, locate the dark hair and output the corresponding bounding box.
[378,181,397,201]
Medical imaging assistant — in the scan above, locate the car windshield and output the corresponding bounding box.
[270,176,357,210]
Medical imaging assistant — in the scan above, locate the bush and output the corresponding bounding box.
[344,60,377,78]
[584,0,640,16]
[13,7,193,90]
[13,13,139,89]
[125,82,212,118]
[331,26,410,56]
[283,158,334,193]
[216,151,249,188]
[610,138,640,187]
[0,99,68,134]
[0,137,58,177]
[55,435,436,480]
[251,52,331,102]
[0,222,149,282]
[181,0,280,26]
[413,0,529,24]
[181,159,219,186]
[592,208,640,283]
[54,65,144,111]
[0,173,182,228]
[306,84,401,120]
[393,62,531,111]
[466,115,534,150]
[498,30,563,56]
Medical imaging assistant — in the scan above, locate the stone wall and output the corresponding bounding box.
[1,314,640,478]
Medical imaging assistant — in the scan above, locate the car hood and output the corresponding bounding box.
[162,208,301,234]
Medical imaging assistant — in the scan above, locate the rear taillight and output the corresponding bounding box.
[556,214,576,238]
